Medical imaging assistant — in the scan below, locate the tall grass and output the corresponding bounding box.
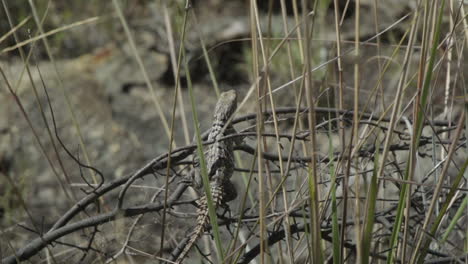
[1,0,466,263]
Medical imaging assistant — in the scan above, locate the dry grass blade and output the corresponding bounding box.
[0,15,30,45]
[112,0,171,140]
[1,16,98,54]
[2,1,466,263]
[412,111,466,263]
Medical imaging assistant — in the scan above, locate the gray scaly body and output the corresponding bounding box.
[172,90,238,263]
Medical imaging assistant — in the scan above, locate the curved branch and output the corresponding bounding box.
[2,184,188,264]
[50,143,195,231]
[232,107,457,127]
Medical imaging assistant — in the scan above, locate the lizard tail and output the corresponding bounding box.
[174,186,224,264]
[174,220,206,263]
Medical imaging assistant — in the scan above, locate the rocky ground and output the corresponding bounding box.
[1,1,466,263]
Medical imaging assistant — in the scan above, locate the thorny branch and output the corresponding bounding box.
[2,107,465,264]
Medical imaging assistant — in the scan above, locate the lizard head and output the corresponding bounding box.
[213,89,237,122]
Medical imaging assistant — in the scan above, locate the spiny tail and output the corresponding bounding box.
[174,185,223,264]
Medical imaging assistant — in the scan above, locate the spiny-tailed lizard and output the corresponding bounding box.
[170,90,239,263]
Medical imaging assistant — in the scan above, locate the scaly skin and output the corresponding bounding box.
[174,184,224,263]
[171,90,238,263]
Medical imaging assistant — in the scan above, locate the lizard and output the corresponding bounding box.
[170,89,239,264]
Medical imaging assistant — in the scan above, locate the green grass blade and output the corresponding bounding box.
[361,136,381,264]
[386,162,411,264]
[388,2,446,262]
[441,188,468,242]
[417,153,468,262]
[184,53,224,262]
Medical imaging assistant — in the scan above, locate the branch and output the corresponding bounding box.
[2,184,188,264]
